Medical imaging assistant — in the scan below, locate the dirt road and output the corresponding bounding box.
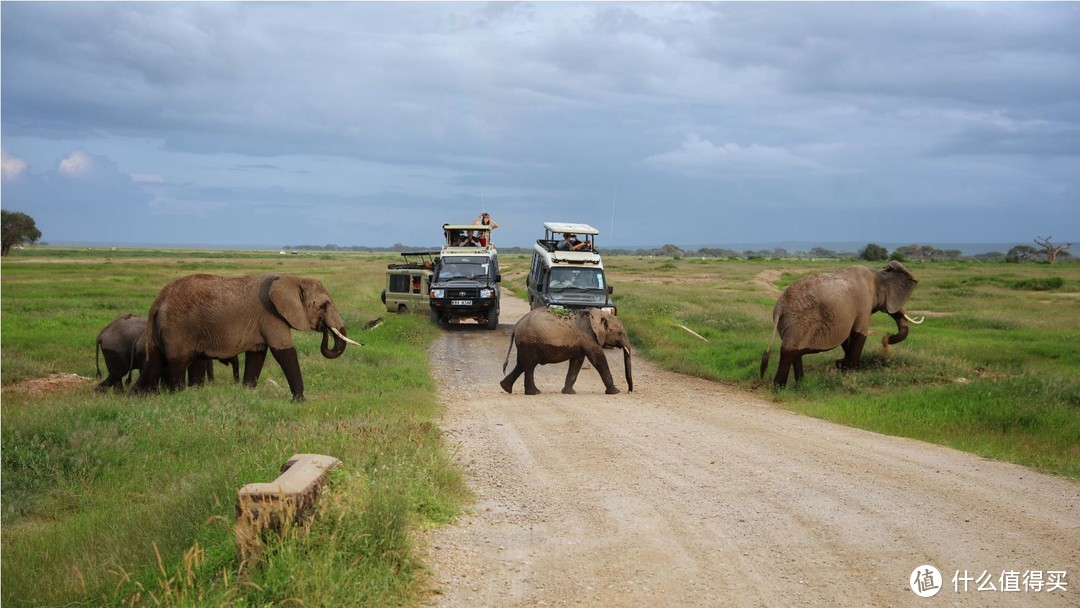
[424,293,1078,607]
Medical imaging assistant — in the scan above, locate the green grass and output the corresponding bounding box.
[2,248,468,606]
[506,254,1080,478]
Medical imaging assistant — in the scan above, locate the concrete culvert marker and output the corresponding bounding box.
[235,453,340,564]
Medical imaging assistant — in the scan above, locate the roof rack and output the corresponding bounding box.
[442,223,495,252]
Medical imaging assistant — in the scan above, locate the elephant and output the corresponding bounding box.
[95,313,150,391]
[760,260,924,387]
[500,307,633,395]
[132,273,360,401]
[96,314,241,391]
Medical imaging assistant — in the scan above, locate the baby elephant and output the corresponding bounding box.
[95,313,149,391]
[500,307,633,395]
[95,313,239,392]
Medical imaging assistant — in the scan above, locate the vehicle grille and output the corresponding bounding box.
[445,287,480,299]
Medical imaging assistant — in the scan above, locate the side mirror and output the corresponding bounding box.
[496,274,502,283]
[607,286,614,295]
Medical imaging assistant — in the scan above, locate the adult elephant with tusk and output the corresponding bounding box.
[132,273,361,401]
[500,307,632,395]
[760,260,923,388]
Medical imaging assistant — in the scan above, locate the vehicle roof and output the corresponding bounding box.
[444,224,492,232]
[543,222,599,235]
[534,243,603,267]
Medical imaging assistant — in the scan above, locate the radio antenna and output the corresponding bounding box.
[609,182,619,243]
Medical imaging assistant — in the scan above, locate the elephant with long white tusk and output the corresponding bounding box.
[500,307,633,395]
[760,260,922,387]
[133,273,358,401]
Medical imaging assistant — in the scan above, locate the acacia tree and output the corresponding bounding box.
[1,210,42,256]
[1034,236,1071,264]
[894,244,943,262]
[859,243,889,261]
[1006,245,1039,263]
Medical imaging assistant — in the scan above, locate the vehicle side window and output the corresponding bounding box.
[529,254,541,287]
[389,274,410,293]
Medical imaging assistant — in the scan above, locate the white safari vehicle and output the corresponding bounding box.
[526,222,616,314]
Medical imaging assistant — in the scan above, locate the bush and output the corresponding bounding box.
[1008,277,1065,291]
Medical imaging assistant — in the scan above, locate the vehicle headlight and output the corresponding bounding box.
[430,289,445,299]
[601,306,617,315]
[480,288,494,298]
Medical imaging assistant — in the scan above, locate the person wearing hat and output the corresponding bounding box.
[474,212,498,246]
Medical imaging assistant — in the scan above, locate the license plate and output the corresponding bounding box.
[451,299,473,306]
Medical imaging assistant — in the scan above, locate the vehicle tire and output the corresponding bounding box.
[380,289,387,305]
[429,308,440,325]
[397,304,408,314]
[485,306,499,330]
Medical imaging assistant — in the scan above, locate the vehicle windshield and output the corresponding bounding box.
[436,257,490,281]
[548,268,605,291]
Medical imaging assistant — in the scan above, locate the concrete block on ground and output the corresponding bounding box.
[235,453,340,563]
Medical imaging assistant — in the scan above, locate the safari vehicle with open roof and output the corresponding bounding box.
[428,224,501,329]
[526,222,616,314]
[380,251,437,314]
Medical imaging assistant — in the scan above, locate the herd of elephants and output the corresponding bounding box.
[96,261,924,401]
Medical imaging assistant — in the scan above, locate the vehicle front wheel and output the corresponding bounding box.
[485,307,499,330]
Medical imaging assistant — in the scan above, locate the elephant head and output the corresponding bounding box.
[875,261,924,347]
[269,276,362,359]
[587,308,633,392]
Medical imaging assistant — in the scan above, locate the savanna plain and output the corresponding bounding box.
[2,248,1078,606]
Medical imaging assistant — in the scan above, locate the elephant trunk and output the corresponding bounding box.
[886,312,910,345]
[623,344,633,393]
[321,326,348,359]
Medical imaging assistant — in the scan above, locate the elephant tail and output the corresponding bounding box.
[502,330,516,374]
[133,308,163,394]
[95,338,103,380]
[760,318,779,381]
[125,340,138,387]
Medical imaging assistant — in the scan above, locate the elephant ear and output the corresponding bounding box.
[588,308,608,346]
[883,261,918,314]
[269,276,310,330]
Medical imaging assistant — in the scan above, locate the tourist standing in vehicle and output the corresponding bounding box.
[475,212,499,245]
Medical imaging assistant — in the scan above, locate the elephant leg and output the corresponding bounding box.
[838,333,868,370]
[166,356,191,391]
[523,365,541,395]
[793,355,805,383]
[243,349,267,387]
[774,348,797,387]
[270,346,305,402]
[228,357,240,382]
[500,362,524,394]
[585,348,619,394]
[133,352,164,394]
[562,356,586,394]
[97,372,125,392]
[187,360,208,386]
[837,338,851,369]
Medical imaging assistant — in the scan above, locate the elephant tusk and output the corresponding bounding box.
[331,326,364,347]
[623,346,632,356]
[903,313,925,325]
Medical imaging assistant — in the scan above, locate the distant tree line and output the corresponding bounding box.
[283,238,1073,263]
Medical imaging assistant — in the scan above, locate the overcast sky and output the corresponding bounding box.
[2,2,1078,249]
